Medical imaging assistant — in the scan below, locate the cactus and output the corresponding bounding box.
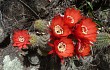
[34,19,49,33]
[36,34,50,56]
[94,32,110,49]
[38,34,50,49]
[29,32,50,55]
[29,32,39,48]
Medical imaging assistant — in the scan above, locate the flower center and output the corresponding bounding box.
[58,42,66,52]
[81,26,88,34]
[54,25,63,34]
[78,46,84,53]
[67,16,74,23]
[18,36,25,42]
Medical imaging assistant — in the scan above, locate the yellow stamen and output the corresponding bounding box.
[18,36,25,42]
[58,42,66,52]
[81,25,88,34]
[67,16,74,23]
[54,25,63,34]
[78,47,84,52]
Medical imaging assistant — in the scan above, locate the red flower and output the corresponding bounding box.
[73,18,97,42]
[75,41,91,58]
[48,38,74,59]
[49,15,71,38]
[64,8,82,28]
[12,30,30,49]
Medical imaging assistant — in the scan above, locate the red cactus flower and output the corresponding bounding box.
[73,18,97,42]
[64,8,82,28]
[48,38,74,60]
[75,41,91,58]
[49,15,71,38]
[12,30,30,49]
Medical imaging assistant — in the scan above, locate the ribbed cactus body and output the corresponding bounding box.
[34,20,48,33]
[29,32,50,49]
[38,34,50,49]
[29,33,39,47]
[94,32,110,49]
